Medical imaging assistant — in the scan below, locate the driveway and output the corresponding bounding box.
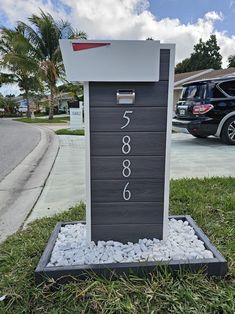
[170,133,235,178]
[25,132,235,225]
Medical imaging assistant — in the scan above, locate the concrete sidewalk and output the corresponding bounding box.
[26,135,85,224]
[25,132,235,224]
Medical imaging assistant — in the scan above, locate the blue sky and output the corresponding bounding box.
[149,0,235,36]
[0,0,235,96]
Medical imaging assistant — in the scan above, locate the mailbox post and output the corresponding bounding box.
[60,40,175,243]
[70,107,83,130]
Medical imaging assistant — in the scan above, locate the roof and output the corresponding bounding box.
[174,67,235,88]
[183,75,235,86]
[190,67,235,81]
[174,69,213,88]
[175,69,210,83]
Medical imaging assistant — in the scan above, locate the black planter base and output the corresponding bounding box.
[35,215,228,283]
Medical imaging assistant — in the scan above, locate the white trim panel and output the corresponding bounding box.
[84,82,91,242]
[162,44,175,240]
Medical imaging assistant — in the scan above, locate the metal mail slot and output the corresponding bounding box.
[117,89,135,105]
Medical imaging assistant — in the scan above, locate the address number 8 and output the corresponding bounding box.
[122,135,131,154]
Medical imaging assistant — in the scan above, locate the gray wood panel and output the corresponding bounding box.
[91,156,165,179]
[90,107,167,132]
[159,49,170,81]
[91,179,164,202]
[91,223,163,242]
[90,132,166,156]
[91,202,164,224]
[89,81,168,107]
[89,50,170,242]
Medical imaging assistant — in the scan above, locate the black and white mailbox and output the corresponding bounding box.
[60,40,175,243]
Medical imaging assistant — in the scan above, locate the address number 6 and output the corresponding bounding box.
[123,182,131,201]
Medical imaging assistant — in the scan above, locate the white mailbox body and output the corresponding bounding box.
[70,107,83,130]
[60,40,175,243]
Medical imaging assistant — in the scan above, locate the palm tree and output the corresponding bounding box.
[18,10,87,119]
[0,27,43,117]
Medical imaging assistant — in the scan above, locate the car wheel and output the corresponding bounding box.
[221,117,235,145]
[191,133,208,139]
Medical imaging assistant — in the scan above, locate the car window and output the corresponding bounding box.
[180,84,207,100]
[218,80,235,97]
[211,85,225,98]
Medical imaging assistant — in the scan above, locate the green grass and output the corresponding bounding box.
[55,128,84,136]
[34,112,48,117]
[0,178,234,313]
[14,116,70,123]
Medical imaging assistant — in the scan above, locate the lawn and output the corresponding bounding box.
[55,128,84,136]
[14,116,70,123]
[0,177,234,313]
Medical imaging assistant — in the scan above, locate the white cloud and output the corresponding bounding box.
[204,11,223,21]
[0,0,235,68]
[66,1,235,67]
[0,0,67,25]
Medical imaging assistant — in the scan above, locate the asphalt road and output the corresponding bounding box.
[0,119,41,181]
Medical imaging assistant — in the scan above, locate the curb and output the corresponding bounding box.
[0,125,59,243]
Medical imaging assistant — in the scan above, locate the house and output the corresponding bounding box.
[174,67,235,107]
[55,92,74,113]
[14,95,37,112]
[13,92,80,114]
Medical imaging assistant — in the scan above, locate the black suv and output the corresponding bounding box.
[172,76,235,144]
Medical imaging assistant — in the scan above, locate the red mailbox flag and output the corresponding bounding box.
[72,43,110,52]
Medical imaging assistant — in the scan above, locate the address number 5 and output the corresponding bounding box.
[123,182,131,201]
[121,110,133,129]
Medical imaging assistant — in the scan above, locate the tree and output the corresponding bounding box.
[18,10,87,119]
[0,95,17,114]
[175,58,191,74]
[58,83,83,101]
[175,35,222,73]
[228,55,235,68]
[0,27,43,117]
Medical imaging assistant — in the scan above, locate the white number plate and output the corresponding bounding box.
[179,109,185,116]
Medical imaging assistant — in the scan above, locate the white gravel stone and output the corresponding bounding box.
[47,219,214,267]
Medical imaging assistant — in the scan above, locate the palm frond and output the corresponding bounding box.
[3,53,38,73]
[1,9,87,115]
[0,72,18,84]
[69,29,87,40]
[16,21,45,60]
